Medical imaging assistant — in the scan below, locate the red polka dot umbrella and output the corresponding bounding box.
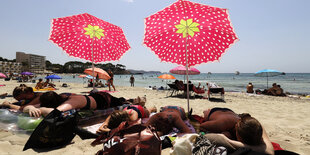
[49,13,130,90]
[143,0,238,111]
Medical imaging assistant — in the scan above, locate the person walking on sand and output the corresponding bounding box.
[107,69,116,91]
[130,75,135,87]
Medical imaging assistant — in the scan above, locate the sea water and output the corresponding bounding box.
[43,73,310,95]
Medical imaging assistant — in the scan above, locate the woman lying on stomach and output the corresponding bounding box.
[201,109,274,155]
[23,91,131,117]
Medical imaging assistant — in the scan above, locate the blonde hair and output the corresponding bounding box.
[107,110,130,129]
[13,84,33,98]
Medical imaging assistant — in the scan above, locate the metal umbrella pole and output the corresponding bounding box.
[91,37,95,91]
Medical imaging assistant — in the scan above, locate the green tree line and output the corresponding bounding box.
[46,60,129,74]
[1,56,129,74]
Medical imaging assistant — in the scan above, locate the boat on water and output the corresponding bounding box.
[235,71,240,75]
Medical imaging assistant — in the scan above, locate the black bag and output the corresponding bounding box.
[23,109,77,151]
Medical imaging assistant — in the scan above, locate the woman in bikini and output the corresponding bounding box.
[200,107,240,140]
[207,113,274,155]
[23,91,130,117]
[97,104,156,133]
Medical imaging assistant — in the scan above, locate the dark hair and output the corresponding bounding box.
[39,91,67,108]
[236,113,263,145]
[39,78,43,82]
[13,84,33,98]
[107,110,130,129]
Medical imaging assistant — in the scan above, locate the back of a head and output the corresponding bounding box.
[40,91,64,108]
[13,84,33,99]
[236,113,263,145]
[107,110,130,129]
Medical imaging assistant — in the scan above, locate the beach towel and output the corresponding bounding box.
[32,87,56,92]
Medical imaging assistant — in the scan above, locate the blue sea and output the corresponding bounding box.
[44,73,310,95]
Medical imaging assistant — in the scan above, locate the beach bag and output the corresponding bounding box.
[192,134,228,155]
[91,120,161,155]
[23,109,77,151]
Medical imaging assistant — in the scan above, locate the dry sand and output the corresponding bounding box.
[0,80,309,154]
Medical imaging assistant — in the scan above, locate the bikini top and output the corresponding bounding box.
[124,105,147,118]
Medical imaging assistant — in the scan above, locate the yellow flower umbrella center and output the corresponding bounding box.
[175,19,200,38]
[84,24,104,39]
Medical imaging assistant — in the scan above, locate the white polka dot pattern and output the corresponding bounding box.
[49,13,130,63]
[143,0,238,67]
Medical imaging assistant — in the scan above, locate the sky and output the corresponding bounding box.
[0,0,309,73]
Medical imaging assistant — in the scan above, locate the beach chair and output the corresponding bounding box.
[182,83,195,97]
[207,87,225,100]
[167,83,180,96]
[192,85,205,97]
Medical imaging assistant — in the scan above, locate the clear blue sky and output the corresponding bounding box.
[0,0,309,73]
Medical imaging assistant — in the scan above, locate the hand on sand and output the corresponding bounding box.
[97,123,111,134]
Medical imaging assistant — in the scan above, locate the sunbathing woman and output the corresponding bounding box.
[97,104,156,133]
[143,106,193,136]
[0,84,42,111]
[200,107,240,140]
[24,91,138,117]
[208,113,274,155]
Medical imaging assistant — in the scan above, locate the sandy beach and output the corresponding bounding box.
[0,80,309,154]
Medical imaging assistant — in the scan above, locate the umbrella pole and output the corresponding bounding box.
[92,37,95,91]
[185,34,190,113]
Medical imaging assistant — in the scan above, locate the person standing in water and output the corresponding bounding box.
[130,75,135,87]
[107,69,116,91]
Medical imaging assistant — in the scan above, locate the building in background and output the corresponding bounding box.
[16,52,46,73]
[0,61,22,73]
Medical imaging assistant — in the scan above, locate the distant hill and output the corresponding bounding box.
[127,69,161,74]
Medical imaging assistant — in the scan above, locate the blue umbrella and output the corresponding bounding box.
[21,72,33,75]
[255,69,282,89]
[45,74,62,79]
[85,75,94,79]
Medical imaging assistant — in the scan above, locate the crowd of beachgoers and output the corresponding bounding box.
[0,78,309,154]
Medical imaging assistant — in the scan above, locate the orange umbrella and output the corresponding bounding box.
[84,68,110,80]
[78,74,87,78]
[158,74,176,80]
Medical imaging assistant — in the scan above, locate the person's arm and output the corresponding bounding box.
[1,101,21,110]
[172,114,191,133]
[97,115,112,133]
[23,105,42,117]
[217,130,274,155]
[200,120,224,133]
[261,127,274,155]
